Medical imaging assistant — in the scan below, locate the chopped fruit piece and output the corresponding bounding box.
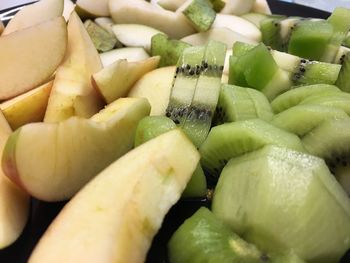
[84,20,117,52]
[75,0,109,18]
[100,48,150,67]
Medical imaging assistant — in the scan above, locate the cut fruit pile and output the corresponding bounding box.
[0,0,350,262]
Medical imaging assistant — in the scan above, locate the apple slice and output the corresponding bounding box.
[92,56,160,104]
[220,0,255,15]
[212,14,262,42]
[3,0,64,35]
[63,0,76,21]
[44,12,104,123]
[157,0,186,11]
[112,24,166,52]
[76,0,109,18]
[0,17,67,101]
[100,48,150,67]
[181,27,257,47]
[0,21,4,35]
[1,81,53,130]
[3,98,151,202]
[109,0,196,39]
[128,66,175,116]
[0,112,30,249]
[252,0,272,15]
[28,129,199,263]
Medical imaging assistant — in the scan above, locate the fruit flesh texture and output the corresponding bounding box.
[270,84,341,113]
[299,93,350,115]
[181,40,227,147]
[168,207,266,263]
[199,119,305,178]
[271,105,348,137]
[151,34,191,67]
[181,0,216,32]
[214,84,273,125]
[84,20,116,52]
[165,46,205,127]
[336,52,350,92]
[28,129,200,263]
[2,98,151,201]
[212,145,350,263]
[134,116,207,198]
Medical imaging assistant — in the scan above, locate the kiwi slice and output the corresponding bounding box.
[214,84,273,125]
[133,116,207,197]
[212,145,350,263]
[168,207,267,263]
[260,16,286,51]
[181,0,216,32]
[181,40,226,147]
[84,20,117,52]
[271,104,348,137]
[343,33,350,48]
[199,119,305,178]
[151,33,192,67]
[229,44,292,101]
[241,13,271,29]
[270,84,341,113]
[300,92,350,115]
[336,52,350,92]
[165,46,205,126]
[302,118,350,195]
[209,0,225,12]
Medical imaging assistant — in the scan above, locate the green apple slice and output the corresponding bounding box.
[3,0,64,35]
[3,98,151,202]
[28,129,199,263]
[92,56,160,104]
[100,48,150,67]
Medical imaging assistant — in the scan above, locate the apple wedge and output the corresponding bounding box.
[3,0,64,35]
[29,129,199,263]
[0,112,30,249]
[109,0,196,39]
[157,0,186,11]
[0,17,67,101]
[100,48,150,67]
[220,0,255,15]
[128,66,175,116]
[3,98,150,202]
[44,12,104,123]
[1,81,53,130]
[76,0,109,18]
[92,56,160,104]
[63,0,76,21]
[0,21,4,35]
[252,0,272,15]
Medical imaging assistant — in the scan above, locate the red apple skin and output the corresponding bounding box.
[2,129,29,194]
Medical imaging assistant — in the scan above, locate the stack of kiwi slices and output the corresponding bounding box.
[127,5,350,263]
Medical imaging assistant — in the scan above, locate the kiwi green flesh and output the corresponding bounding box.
[343,35,350,48]
[209,0,225,12]
[181,41,226,148]
[300,93,350,115]
[214,84,273,125]
[168,207,267,263]
[271,105,348,137]
[302,118,350,195]
[260,17,284,51]
[336,52,350,92]
[270,84,341,114]
[133,116,207,197]
[151,34,192,67]
[165,46,205,126]
[182,0,216,32]
[212,145,350,263]
[84,20,117,52]
[199,119,305,178]
[288,20,333,61]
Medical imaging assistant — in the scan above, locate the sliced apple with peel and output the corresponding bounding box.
[3,98,150,202]
[92,56,160,104]
[44,12,104,123]
[0,17,67,101]
[109,0,195,39]
[1,81,53,130]
[0,112,30,249]
[180,27,257,47]
[3,0,64,35]
[128,66,175,116]
[76,0,109,18]
[212,14,262,42]
[100,48,150,67]
[28,129,199,263]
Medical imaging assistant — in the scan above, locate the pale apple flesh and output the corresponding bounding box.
[3,0,64,35]
[1,81,53,130]
[3,98,151,202]
[92,56,160,104]
[76,0,109,18]
[0,112,29,249]
[44,12,104,123]
[0,17,67,100]
[29,129,199,263]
